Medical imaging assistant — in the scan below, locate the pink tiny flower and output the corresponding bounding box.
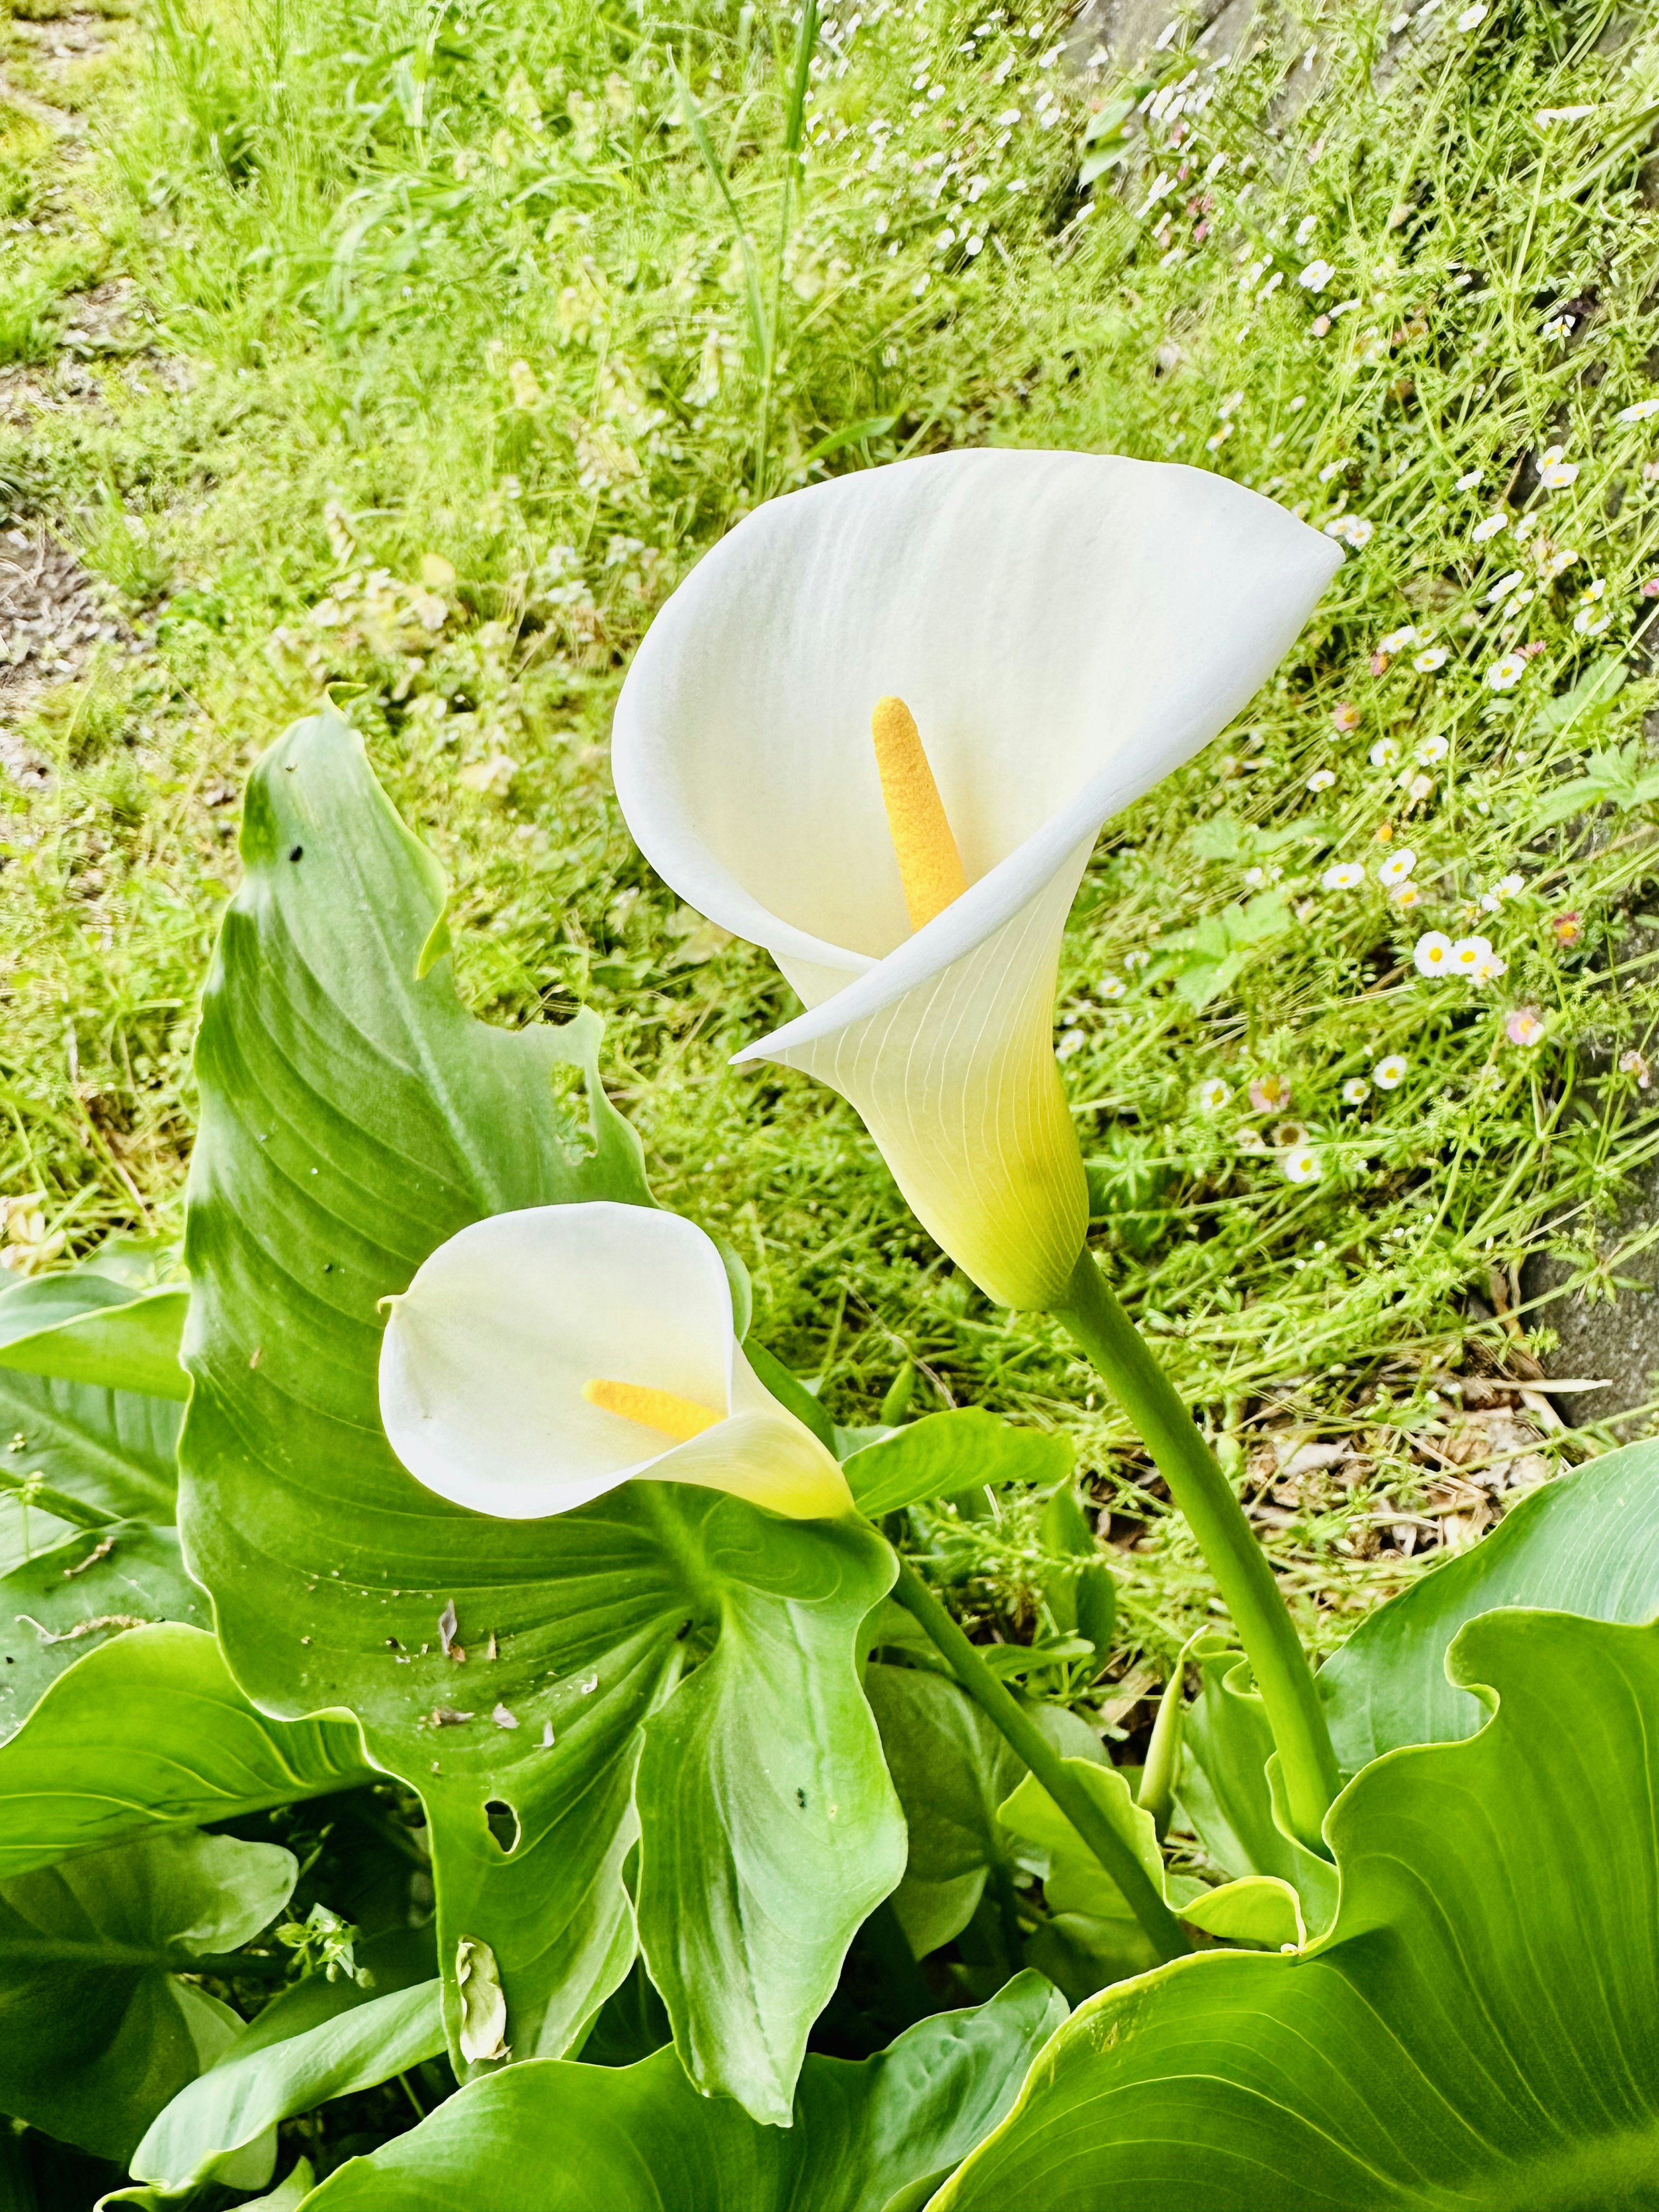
[1519,640,1548,659]
[1642,579,1659,599]
[1369,652,1391,676]
[1249,1073,1291,1113]
[1619,1050,1652,1089]
[1331,702,1361,733]
[1505,1007,1545,1047]
[1551,910,1583,946]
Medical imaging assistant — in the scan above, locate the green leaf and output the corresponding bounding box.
[0,1623,372,1878]
[132,1946,444,2193]
[0,1265,190,1402]
[937,1609,1659,2208]
[0,1521,209,1738]
[1319,1436,1659,1769]
[1177,1640,1339,1930]
[1526,652,1627,735]
[178,710,903,2116]
[0,1365,180,1566]
[302,1974,1068,2212]
[0,1828,295,2161]
[996,1756,1184,1994]
[866,1665,1102,1959]
[844,1411,1073,1518]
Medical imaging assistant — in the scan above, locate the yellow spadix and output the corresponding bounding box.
[871,696,968,930]
[583,1377,722,1442]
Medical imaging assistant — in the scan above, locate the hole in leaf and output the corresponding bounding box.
[484,1799,520,1855]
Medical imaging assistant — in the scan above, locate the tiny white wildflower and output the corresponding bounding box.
[1414,931,1455,976]
[1197,1078,1231,1112]
[1294,213,1318,246]
[1098,974,1127,1001]
[1415,734,1449,764]
[1341,1077,1370,1104]
[1370,737,1402,767]
[1323,514,1374,550]
[1414,645,1449,672]
[1378,625,1418,653]
[1573,607,1610,636]
[1456,1,1487,25]
[1472,512,1509,543]
[1391,880,1423,909]
[1484,569,1526,605]
[1540,315,1574,341]
[1307,767,1336,791]
[1378,848,1417,886]
[1456,469,1482,490]
[1299,258,1337,292]
[1617,397,1659,424]
[1057,1027,1087,1059]
[1450,935,1493,976]
[1486,652,1527,689]
[1243,865,1267,888]
[1282,1144,1322,1184]
[1123,948,1151,970]
[1374,1054,1408,1088]
[1322,861,1365,890]
[1537,447,1579,490]
[1473,944,1508,981]
[1406,772,1434,801]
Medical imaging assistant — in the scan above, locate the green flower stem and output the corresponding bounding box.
[888,1559,1191,1963]
[1052,1248,1340,1848]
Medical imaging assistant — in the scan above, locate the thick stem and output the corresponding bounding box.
[889,1560,1190,1963]
[1053,1249,1340,1848]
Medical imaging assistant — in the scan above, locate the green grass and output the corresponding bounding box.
[2,0,1659,1682]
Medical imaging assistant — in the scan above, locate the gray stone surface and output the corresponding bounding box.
[1523,1157,1659,1430]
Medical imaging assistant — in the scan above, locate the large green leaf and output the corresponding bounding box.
[0,1263,189,1402]
[0,1623,372,1878]
[303,1973,1068,2212]
[937,1608,1659,2209]
[0,1828,295,2160]
[0,1366,180,1569]
[0,1522,208,1736]
[131,1937,444,2194]
[178,709,903,2115]
[865,1663,1103,1959]
[844,1413,1073,1518]
[1320,1438,1659,1768]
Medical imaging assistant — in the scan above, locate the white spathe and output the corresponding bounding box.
[613,449,1340,1308]
[378,1201,852,1521]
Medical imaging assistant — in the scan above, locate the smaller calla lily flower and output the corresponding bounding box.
[613,450,1340,1308]
[378,1201,853,1522]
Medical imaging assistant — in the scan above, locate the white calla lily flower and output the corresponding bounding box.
[613,449,1340,1307]
[379,1201,852,1521]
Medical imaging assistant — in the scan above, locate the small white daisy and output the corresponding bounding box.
[1282,1144,1321,1184]
[1450,935,1494,976]
[1537,447,1579,490]
[1197,1077,1231,1112]
[1478,872,1525,914]
[1472,512,1509,543]
[1540,315,1575,341]
[1484,568,1526,606]
[1414,931,1455,976]
[1098,974,1127,1001]
[1341,1077,1370,1104]
[1370,737,1401,767]
[1406,772,1434,802]
[1123,948,1151,970]
[1322,861,1365,890]
[1414,645,1449,672]
[1378,848,1417,886]
[1374,1054,1408,1088]
[1486,653,1527,689]
[1456,1,1487,25]
[1057,1027,1087,1058]
[1391,880,1423,909]
[1618,397,1659,423]
[1415,734,1449,764]
[1299,258,1336,292]
[1455,469,1482,490]
[1573,607,1610,636]
[1474,944,1508,981]
[1307,767,1337,792]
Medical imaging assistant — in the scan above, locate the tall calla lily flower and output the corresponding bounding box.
[379,1201,853,1521]
[613,450,1340,1307]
